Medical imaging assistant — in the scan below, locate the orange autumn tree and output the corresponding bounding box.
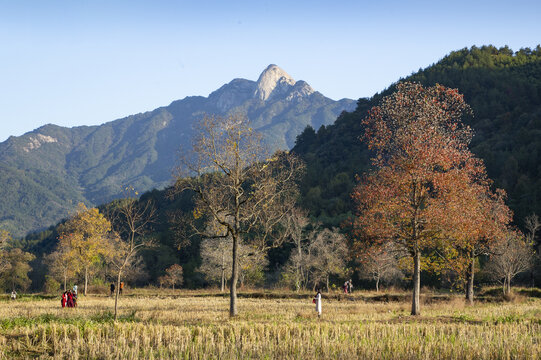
[353,82,491,315]
[438,183,511,304]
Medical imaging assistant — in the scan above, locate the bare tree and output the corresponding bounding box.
[282,227,348,292]
[357,243,403,292]
[525,213,540,246]
[282,208,309,292]
[174,114,303,316]
[486,230,535,295]
[525,213,541,286]
[107,189,155,321]
[199,235,268,290]
[45,246,77,291]
[309,228,348,291]
[161,264,184,289]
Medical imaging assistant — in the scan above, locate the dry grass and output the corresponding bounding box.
[0,291,539,359]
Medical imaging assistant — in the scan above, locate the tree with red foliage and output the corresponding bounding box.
[353,82,501,315]
[439,185,511,304]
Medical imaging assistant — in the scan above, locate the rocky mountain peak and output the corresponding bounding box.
[254,64,296,101]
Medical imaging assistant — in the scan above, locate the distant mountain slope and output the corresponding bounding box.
[293,45,541,229]
[0,65,355,237]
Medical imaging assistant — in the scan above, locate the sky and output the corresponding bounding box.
[0,0,540,141]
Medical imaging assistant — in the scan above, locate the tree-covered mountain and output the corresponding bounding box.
[0,65,355,237]
[293,45,541,230]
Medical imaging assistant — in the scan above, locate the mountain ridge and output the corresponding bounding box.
[0,65,356,237]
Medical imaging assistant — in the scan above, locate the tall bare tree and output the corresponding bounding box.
[309,228,348,292]
[174,114,303,316]
[282,208,309,292]
[106,189,155,321]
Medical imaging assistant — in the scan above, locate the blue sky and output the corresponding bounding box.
[0,0,539,141]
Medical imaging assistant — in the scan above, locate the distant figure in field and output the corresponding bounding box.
[66,290,74,308]
[10,290,16,300]
[110,283,115,296]
[119,282,124,295]
[348,279,353,294]
[72,289,78,307]
[73,284,78,296]
[343,281,349,294]
[61,291,67,308]
[314,289,322,317]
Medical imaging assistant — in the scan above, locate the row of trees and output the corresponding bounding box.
[43,188,155,320]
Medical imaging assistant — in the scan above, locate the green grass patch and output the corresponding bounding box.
[0,311,139,331]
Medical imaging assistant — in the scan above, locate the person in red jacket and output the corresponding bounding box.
[61,291,67,308]
[66,290,74,308]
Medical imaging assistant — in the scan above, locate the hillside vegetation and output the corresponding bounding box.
[294,45,541,228]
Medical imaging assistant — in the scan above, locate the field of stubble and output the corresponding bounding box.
[0,290,539,359]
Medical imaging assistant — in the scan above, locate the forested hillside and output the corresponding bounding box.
[294,45,541,229]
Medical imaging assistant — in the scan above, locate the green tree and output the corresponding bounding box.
[0,248,35,291]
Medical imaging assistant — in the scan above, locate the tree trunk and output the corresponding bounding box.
[376,276,380,293]
[221,267,225,292]
[465,250,475,305]
[64,274,67,292]
[326,274,330,292]
[84,266,88,296]
[411,250,421,315]
[114,270,122,321]
[296,240,302,292]
[221,251,225,292]
[229,233,239,317]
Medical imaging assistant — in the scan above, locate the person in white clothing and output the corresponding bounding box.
[314,289,322,317]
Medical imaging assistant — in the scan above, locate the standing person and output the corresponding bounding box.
[348,279,353,294]
[61,291,67,308]
[343,281,349,294]
[314,289,322,318]
[110,283,115,297]
[67,290,74,308]
[10,290,16,300]
[119,282,124,295]
[73,284,78,296]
